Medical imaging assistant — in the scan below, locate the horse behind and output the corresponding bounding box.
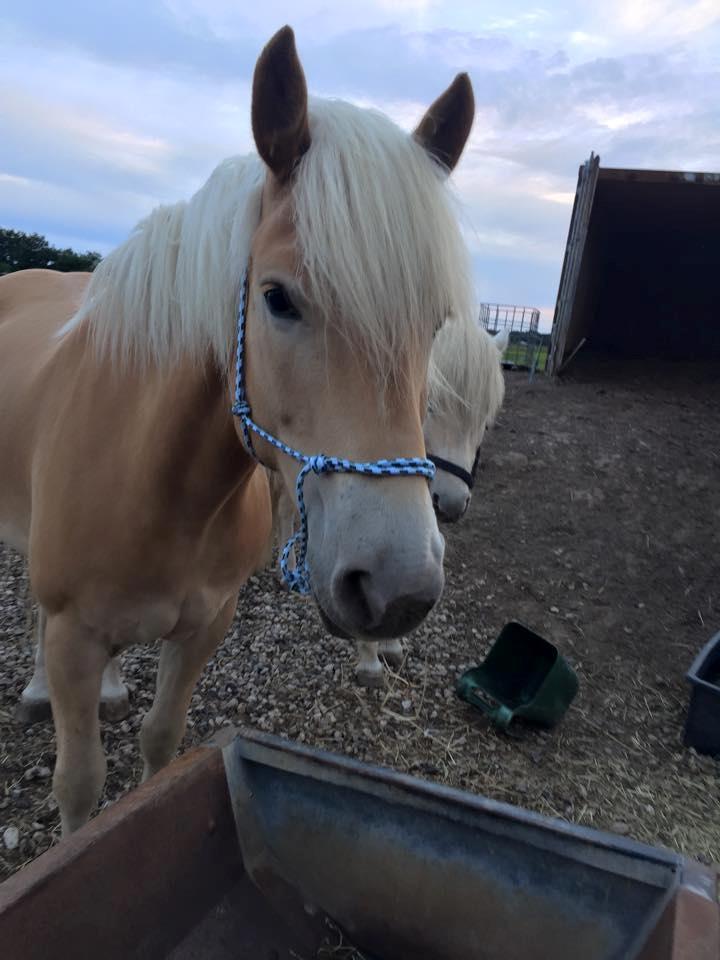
[269,314,509,686]
[0,26,477,835]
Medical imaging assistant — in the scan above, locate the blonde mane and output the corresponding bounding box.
[428,316,505,434]
[61,98,473,381]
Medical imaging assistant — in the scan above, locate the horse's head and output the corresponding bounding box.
[424,324,507,522]
[238,26,475,639]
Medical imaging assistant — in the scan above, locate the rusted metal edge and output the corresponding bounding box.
[0,743,242,960]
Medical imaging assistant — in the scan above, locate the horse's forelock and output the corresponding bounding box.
[292,98,474,389]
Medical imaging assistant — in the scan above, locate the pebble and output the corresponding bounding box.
[3,826,19,850]
[611,822,630,836]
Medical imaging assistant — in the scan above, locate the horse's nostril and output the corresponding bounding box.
[432,492,440,509]
[336,568,376,628]
[332,562,442,638]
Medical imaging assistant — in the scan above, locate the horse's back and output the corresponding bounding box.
[0,270,90,552]
[0,268,89,325]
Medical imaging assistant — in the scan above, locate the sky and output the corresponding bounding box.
[2,2,719,329]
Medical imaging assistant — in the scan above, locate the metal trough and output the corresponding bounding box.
[0,728,717,960]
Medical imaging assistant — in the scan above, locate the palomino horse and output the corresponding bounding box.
[269,316,508,686]
[0,27,476,834]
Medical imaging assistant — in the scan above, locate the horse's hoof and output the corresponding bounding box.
[355,668,385,689]
[99,694,131,723]
[16,697,53,725]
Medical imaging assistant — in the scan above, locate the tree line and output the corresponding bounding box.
[0,228,101,276]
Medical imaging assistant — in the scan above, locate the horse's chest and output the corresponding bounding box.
[99,585,237,653]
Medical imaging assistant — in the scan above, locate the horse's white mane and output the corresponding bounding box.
[61,97,474,382]
[428,316,505,434]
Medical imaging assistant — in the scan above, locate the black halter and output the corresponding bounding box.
[428,447,481,491]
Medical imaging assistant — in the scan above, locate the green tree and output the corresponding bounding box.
[0,228,101,275]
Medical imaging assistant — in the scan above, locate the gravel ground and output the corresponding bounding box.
[1,365,719,885]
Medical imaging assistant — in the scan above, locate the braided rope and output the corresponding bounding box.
[231,268,435,595]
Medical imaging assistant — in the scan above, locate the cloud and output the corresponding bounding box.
[614,0,720,37]
[1,1,718,325]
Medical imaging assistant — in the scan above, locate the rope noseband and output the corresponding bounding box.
[231,269,436,595]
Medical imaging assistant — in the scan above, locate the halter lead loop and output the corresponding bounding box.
[232,268,435,595]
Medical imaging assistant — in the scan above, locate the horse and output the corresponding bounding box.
[16,302,506,722]
[0,26,476,835]
[268,316,509,686]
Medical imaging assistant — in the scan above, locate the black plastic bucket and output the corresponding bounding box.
[684,630,720,757]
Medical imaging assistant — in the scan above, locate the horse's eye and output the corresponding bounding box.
[264,286,300,320]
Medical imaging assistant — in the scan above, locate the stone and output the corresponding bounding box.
[3,826,20,850]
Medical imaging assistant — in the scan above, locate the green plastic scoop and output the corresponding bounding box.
[457,621,579,731]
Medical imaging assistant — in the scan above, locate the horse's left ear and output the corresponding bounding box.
[493,328,510,355]
[252,26,311,181]
[414,73,475,173]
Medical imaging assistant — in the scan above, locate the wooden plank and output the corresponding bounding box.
[549,154,599,374]
[0,747,243,960]
[548,153,600,376]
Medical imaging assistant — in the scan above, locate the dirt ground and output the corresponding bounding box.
[1,364,719,883]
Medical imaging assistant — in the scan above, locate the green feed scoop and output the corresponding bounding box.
[457,621,579,731]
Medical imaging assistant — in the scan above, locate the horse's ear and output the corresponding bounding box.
[493,328,510,356]
[414,73,475,173]
[252,26,311,181]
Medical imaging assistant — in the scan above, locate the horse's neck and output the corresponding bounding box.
[57,330,254,530]
[142,361,253,519]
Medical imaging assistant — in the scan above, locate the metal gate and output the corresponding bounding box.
[479,302,546,372]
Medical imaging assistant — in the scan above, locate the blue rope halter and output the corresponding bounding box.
[231,268,436,595]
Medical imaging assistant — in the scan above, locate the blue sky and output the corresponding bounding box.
[2,2,719,328]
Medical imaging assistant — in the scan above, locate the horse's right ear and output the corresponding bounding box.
[252,26,311,181]
[414,73,475,173]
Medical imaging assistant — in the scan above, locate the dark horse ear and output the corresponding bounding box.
[252,26,311,181]
[414,73,475,173]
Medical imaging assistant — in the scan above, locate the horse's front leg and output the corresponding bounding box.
[355,638,405,687]
[139,597,237,781]
[355,640,384,688]
[19,604,130,723]
[45,612,108,835]
[99,655,131,722]
[18,605,51,723]
[378,638,404,668]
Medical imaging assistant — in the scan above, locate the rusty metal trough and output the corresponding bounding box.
[0,728,717,959]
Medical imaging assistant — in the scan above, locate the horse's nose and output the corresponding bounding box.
[432,489,470,523]
[332,559,443,639]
